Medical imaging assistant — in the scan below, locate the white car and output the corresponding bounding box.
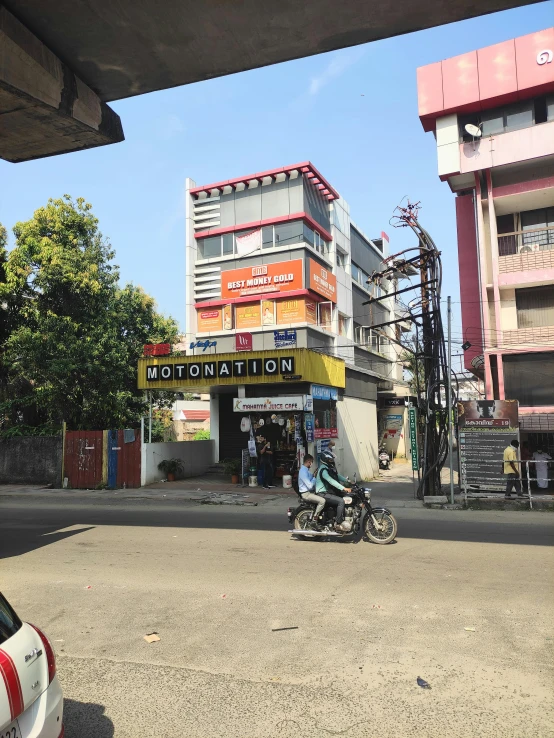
[0,593,63,738]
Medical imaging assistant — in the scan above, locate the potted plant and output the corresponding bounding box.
[224,458,242,484]
[157,458,184,482]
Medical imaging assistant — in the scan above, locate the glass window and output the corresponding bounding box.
[521,208,548,230]
[505,102,533,132]
[351,263,360,283]
[318,302,333,331]
[199,235,221,259]
[481,109,504,136]
[336,252,346,268]
[262,226,274,249]
[338,314,349,337]
[275,221,304,247]
[516,286,554,328]
[0,593,22,645]
[303,223,315,246]
[222,233,234,255]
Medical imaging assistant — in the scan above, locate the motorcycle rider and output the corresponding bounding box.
[315,449,352,532]
[298,454,326,530]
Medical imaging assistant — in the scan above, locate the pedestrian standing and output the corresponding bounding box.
[258,435,275,489]
[532,448,552,489]
[504,439,523,499]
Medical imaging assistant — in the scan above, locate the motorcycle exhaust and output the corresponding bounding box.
[289,530,341,537]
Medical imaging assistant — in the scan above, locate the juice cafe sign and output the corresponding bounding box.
[221,260,304,299]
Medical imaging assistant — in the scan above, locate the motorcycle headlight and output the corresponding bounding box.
[364,489,371,498]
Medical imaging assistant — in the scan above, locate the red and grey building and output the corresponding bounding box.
[417,28,554,438]
[183,162,410,467]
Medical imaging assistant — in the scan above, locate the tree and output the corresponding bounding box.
[193,429,210,440]
[2,196,179,431]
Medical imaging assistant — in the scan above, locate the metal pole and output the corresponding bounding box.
[148,391,152,444]
[447,296,454,505]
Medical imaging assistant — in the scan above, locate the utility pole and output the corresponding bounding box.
[447,296,454,504]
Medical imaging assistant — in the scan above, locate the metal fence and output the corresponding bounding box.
[463,458,552,510]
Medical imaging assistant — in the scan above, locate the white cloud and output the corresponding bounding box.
[161,114,186,139]
[309,47,366,96]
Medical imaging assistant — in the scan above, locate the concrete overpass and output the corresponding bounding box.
[0,0,539,163]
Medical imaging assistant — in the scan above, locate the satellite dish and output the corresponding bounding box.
[465,123,482,138]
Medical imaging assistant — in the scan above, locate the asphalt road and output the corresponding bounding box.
[1,497,553,738]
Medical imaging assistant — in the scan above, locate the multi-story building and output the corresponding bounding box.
[417,27,554,445]
[179,162,409,471]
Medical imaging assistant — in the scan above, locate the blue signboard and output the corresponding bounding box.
[312,385,338,401]
[273,329,297,348]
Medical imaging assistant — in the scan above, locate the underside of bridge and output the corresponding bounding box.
[0,0,540,163]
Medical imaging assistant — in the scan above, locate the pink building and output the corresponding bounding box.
[417,28,554,437]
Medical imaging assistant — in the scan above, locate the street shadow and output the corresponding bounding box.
[0,525,95,561]
[63,699,114,738]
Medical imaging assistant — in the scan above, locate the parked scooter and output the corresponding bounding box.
[379,448,391,471]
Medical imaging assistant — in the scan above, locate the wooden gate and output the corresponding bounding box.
[108,429,141,489]
[64,431,104,489]
[64,428,141,489]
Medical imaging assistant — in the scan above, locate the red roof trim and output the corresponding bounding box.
[181,410,210,420]
[194,288,327,309]
[189,161,339,200]
[194,212,333,243]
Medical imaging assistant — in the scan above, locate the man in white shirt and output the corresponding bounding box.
[298,454,326,528]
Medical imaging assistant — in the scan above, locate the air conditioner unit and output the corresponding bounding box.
[518,243,540,254]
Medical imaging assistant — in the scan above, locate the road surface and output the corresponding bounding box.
[1,496,553,737]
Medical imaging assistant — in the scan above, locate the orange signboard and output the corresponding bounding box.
[306,300,317,325]
[222,260,304,299]
[277,299,304,324]
[236,302,261,329]
[309,259,337,303]
[197,307,222,332]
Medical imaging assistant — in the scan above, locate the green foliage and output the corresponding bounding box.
[223,457,242,476]
[1,196,179,432]
[157,458,184,476]
[192,429,210,441]
[150,407,176,442]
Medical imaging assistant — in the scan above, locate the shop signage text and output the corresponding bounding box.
[143,343,171,356]
[222,260,303,299]
[309,259,337,303]
[146,356,296,382]
[235,333,253,352]
[233,395,312,413]
[408,407,419,471]
[312,385,338,401]
[190,339,217,352]
[274,329,297,348]
[537,49,552,65]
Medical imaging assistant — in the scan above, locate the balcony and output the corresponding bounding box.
[502,326,554,347]
[498,227,554,275]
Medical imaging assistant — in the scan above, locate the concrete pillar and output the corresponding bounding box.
[0,6,123,163]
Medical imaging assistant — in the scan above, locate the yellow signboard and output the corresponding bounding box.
[137,348,345,390]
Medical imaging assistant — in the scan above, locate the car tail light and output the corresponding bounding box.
[58,726,65,738]
[30,624,56,684]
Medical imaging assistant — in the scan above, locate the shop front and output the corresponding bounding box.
[137,348,346,484]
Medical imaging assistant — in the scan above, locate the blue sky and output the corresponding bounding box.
[1,1,552,352]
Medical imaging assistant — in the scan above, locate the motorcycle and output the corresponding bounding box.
[379,449,391,471]
[287,483,397,544]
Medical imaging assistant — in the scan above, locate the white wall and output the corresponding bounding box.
[337,396,378,481]
[141,440,215,486]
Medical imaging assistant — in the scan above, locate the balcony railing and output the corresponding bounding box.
[498,226,554,257]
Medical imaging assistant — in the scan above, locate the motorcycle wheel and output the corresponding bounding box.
[293,509,315,531]
[364,511,397,544]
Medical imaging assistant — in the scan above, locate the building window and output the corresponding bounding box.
[498,209,554,256]
[338,314,349,337]
[262,225,274,249]
[460,97,551,141]
[351,262,370,290]
[318,302,333,332]
[197,219,330,259]
[336,251,347,268]
[516,285,554,329]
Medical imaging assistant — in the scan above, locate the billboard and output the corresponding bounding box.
[308,259,337,303]
[197,308,222,332]
[458,400,519,491]
[221,260,303,299]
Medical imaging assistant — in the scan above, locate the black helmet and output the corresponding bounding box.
[320,450,336,468]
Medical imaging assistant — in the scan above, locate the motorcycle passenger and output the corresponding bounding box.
[315,450,352,532]
[298,454,326,530]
